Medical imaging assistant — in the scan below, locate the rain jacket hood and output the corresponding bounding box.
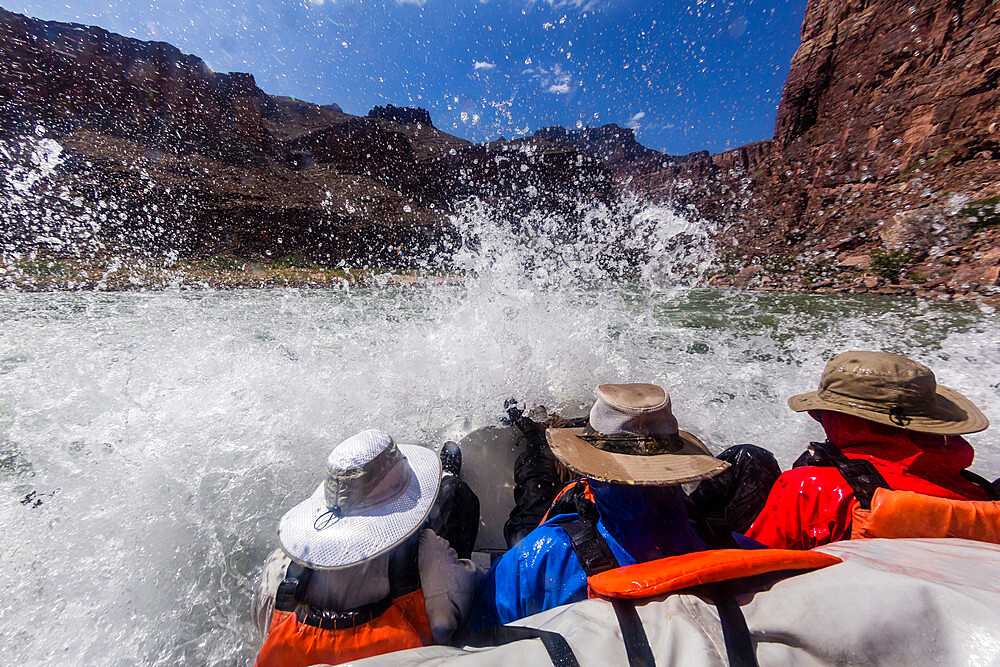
[814,411,986,499]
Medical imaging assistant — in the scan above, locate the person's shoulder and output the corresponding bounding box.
[499,518,576,566]
[776,466,848,489]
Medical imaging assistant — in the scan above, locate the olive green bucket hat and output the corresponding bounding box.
[788,351,989,435]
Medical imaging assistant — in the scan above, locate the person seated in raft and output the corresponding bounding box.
[503,398,781,549]
[469,383,730,631]
[746,350,996,550]
[253,430,482,667]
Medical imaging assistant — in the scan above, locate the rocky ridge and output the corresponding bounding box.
[0,7,613,270]
[643,0,1000,299]
[1,1,998,297]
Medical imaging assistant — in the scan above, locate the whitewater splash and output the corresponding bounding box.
[1,148,1000,665]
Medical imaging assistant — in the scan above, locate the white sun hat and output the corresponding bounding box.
[278,429,442,570]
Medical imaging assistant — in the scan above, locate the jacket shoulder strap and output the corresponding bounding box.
[556,515,619,576]
[556,514,654,667]
[794,441,890,510]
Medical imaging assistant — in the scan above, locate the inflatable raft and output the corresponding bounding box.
[405,423,1000,665]
[356,537,1000,665]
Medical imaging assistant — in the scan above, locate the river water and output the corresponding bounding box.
[1,284,998,664]
[1,199,1000,664]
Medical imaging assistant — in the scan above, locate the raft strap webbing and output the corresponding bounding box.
[558,516,656,667]
[702,582,759,667]
[465,625,581,667]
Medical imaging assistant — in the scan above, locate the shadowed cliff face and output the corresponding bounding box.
[0,7,614,267]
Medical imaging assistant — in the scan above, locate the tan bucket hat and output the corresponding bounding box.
[788,350,989,435]
[546,383,729,486]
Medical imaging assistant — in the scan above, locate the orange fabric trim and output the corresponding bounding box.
[587,549,842,600]
[254,590,431,667]
[539,479,595,524]
[851,487,1000,543]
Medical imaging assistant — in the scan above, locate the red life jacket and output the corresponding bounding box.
[255,561,433,667]
[748,431,999,550]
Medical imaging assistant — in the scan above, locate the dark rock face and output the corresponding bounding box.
[531,124,694,177]
[0,8,611,267]
[367,105,433,128]
[0,8,279,165]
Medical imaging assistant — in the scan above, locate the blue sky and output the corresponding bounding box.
[8,0,806,155]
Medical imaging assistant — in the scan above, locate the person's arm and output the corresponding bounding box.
[418,529,485,644]
[746,468,854,549]
[252,549,291,641]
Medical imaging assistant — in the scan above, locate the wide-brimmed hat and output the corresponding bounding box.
[788,351,989,435]
[546,383,728,486]
[278,429,441,570]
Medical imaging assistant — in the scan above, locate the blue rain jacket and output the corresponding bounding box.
[469,481,709,631]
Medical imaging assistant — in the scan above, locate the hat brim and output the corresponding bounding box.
[546,428,729,486]
[277,444,442,570]
[788,384,990,435]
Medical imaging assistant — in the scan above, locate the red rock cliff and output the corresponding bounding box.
[652,0,1000,294]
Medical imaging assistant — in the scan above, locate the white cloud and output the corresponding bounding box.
[396,0,426,6]
[626,111,645,129]
[524,63,573,95]
[538,0,607,11]
[473,61,496,70]
[306,0,324,6]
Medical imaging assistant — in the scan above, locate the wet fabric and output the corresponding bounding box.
[469,481,706,631]
[747,411,992,549]
[254,530,481,648]
[426,474,480,559]
[687,444,781,535]
[503,419,564,548]
[852,487,1000,543]
[254,589,432,667]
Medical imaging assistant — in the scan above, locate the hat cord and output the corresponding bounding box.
[888,406,912,427]
[313,506,343,531]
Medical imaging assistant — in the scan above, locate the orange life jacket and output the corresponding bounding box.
[587,548,841,600]
[551,499,841,667]
[851,487,1000,543]
[254,563,433,667]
